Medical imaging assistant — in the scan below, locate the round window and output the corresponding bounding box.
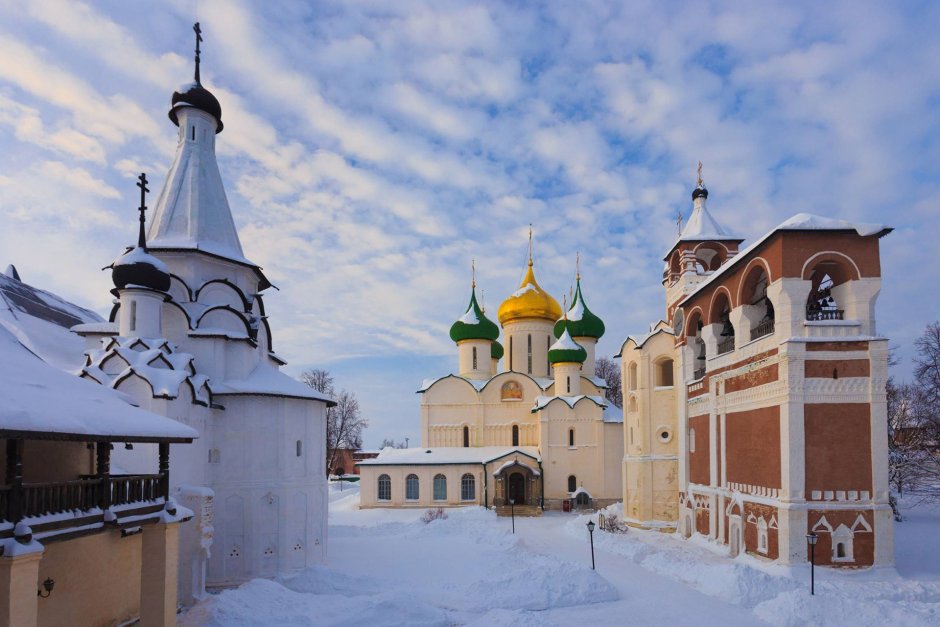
[657,426,673,443]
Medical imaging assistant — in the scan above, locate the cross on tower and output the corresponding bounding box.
[696,160,704,188]
[193,22,203,84]
[676,210,683,237]
[528,224,534,266]
[471,258,476,289]
[137,172,150,249]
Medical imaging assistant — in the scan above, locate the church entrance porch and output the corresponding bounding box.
[493,460,542,516]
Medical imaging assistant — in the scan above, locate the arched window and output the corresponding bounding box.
[463,426,470,447]
[689,428,696,453]
[378,474,391,501]
[512,424,519,446]
[656,359,674,387]
[628,362,638,391]
[509,336,513,370]
[406,474,419,500]
[433,474,447,501]
[547,336,551,374]
[566,376,571,394]
[568,428,575,447]
[629,396,637,413]
[129,300,137,332]
[461,473,475,501]
[757,517,768,554]
[472,346,478,370]
[568,475,577,492]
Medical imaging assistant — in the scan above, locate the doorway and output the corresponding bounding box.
[508,472,526,504]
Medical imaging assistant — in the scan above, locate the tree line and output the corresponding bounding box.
[301,369,368,476]
[888,321,940,506]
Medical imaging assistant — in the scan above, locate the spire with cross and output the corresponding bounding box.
[137,172,150,249]
[193,22,203,84]
[676,209,683,236]
[528,224,534,267]
[471,258,476,289]
[696,160,704,188]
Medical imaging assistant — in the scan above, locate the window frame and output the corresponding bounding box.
[377,474,391,501]
[461,473,476,501]
[433,473,447,501]
[405,473,420,501]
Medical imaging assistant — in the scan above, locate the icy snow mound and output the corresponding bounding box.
[179,578,450,627]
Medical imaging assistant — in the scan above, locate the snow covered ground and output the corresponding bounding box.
[181,486,940,626]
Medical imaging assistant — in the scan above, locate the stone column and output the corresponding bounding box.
[140,522,181,627]
[0,550,42,627]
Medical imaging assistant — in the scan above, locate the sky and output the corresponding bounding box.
[0,0,938,448]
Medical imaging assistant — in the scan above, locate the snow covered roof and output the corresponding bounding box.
[213,363,335,405]
[617,321,675,356]
[417,372,553,394]
[675,198,741,244]
[531,394,608,414]
[0,326,197,442]
[677,212,892,308]
[358,446,540,466]
[0,270,103,371]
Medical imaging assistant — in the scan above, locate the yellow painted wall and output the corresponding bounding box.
[37,531,142,627]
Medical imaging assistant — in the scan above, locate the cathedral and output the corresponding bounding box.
[359,239,624,512]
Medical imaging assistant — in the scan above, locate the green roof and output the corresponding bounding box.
[491,340,504,360]
[554,278,605,339]
[449,288,500,343]
[548,328,587,364]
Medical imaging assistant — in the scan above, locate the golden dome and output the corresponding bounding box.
[497,260,562,325]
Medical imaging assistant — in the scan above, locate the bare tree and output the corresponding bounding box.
[915,321,940,406]
[301,369,368,475]
[380,438,407,449]
[595,356,622,408]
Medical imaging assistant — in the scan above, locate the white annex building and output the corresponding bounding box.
[5,26,334,600]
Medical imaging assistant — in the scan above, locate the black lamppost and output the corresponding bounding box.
[586,520,596,570]
[806,532,818,595]
[509,498,515,534]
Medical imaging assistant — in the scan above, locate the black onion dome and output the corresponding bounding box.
[112,248,171,292]
[692,185,708,200]
[169,82,223,133]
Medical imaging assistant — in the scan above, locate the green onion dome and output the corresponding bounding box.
[554,278,605,339]
[450,288,500,343]
[491,340,504,360]
[548,328,587,364]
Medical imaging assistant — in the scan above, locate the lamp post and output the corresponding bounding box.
[586,520,596,570]
[806,531,818,595]
[509,498,515,534]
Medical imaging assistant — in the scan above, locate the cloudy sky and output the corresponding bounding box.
[1,0,938,447]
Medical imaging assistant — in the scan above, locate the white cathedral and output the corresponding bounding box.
[68,29,333,599]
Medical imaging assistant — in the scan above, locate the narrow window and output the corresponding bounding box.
[629,426,634,445]
[191,125,195,141]
[472,346,477,370]
[378,474,391,501]
[527,334,532,374]
[568,475,577,492]
[566,376,571,394]
[463,426,470,448]
[406,474,419,500]
[509,336,513,371]
[512,425,519,446]
[833,368,839,380]
[433,474,447,500]
[689,428,696,453]
[837,543,846,558]
[547,336,551,374]
[568,428,574,447]
[129,300,137,332]
[296,440,302,457]
[461,473,476,500]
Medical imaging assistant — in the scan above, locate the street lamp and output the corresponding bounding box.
[806,531,818,595]
[586,520,596,570]
[509,498,515,534]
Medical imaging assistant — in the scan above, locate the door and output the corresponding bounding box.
[508,472,526,504]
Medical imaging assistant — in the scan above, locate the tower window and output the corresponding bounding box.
[129,300,137,332]
[547,336,551,374]
[566,376,570,394]
[568,428,575,447]
[512,425,519,446]
[191,125,195,141]
[296,440,302,457]
[463,426,470,448]
[472,346,477,370]
[689,428,696,453]
[527,334,532,374]
[509,337,513,371]
[568,475,577,492]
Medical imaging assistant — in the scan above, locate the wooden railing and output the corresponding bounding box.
[717,337,735,355]
[3,474,164,522]
[806,309,844,321]
[750,319,775,341]
[693,367,706,381]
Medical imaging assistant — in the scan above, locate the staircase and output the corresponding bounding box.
[495,504,542,517]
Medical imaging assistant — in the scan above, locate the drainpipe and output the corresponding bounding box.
[482,463,488,509]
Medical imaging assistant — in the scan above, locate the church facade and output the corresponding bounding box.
[359,248,624,512]
[621,170,895,567]
[70,27,334,595]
